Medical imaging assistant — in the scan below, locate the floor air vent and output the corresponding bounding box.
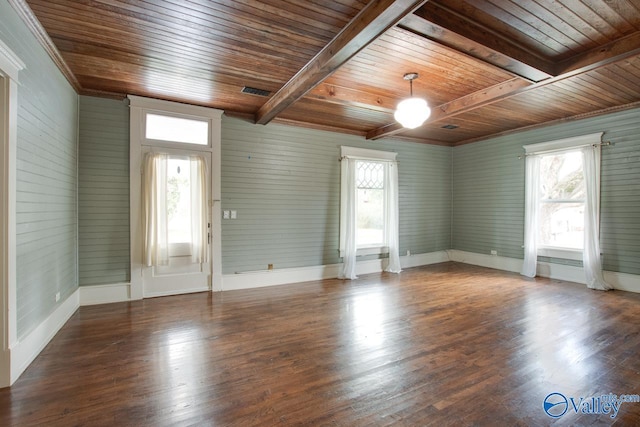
[241,86,271,97]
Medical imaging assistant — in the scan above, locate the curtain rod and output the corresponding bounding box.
[517,140,613,159]
[338,156,398,163]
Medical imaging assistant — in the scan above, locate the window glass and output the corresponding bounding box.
[356,161,385,247]
[145,113,208,145]
[539,151,584,249]
[167,157,192,248]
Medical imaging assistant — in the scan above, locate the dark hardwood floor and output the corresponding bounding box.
[2,262,639,426]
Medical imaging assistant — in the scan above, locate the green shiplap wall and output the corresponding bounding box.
[73,97,639,283]
[78,96,130,286]
[1,2,79,339]
[452,137,525,259]
[221,117,451,274]
[452,108,640,276]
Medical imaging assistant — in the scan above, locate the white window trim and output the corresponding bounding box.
[523,132,603,154]
[538,247,583,261]
[523,132,603,260]
[341,146,397,162]
[339,146,397,258]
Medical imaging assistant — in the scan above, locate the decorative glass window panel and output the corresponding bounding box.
[145,113,209,145]
[356,161,385,247]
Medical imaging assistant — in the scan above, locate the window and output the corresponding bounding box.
[522,132,611,289]
[538,150,585,251]
[522,132,605,279]
[145,113,209,145]
[340,147,398,257]
[339,146,401,279]
[356,160,385,248]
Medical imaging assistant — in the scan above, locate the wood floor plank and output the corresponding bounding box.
[1,262,639,426]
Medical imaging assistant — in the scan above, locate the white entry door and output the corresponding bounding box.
[141,149,212,297]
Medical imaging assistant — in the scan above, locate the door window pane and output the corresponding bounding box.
[146,113,208,145]
[167,158,192,256]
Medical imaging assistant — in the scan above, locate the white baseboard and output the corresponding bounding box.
[222,251,450,291]
[10,288,79,385]
[77,252,452,301]
[76,251,640,302]
[535,262,640,293]
[402,250,450,269]
[0,345,8,388]
[80,282,131,306]
[449,250,640,293]
[447,249,522,273]
[604,271,640,293]
[221,262,364,291]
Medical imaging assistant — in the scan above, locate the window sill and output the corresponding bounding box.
[339,246,388,258]
[538,247,583,261]
[358,246,388,256]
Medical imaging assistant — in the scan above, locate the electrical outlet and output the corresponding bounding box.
[223,210,230,219]
[231,210,237,219]
[491,250,498,256]
[55,292,60,302]
[406,250,411,256]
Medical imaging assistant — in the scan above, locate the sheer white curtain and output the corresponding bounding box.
[144,153,169,266]
[144,153,208,267]
[521,154,540,277]
[339,158,358,280]
[582,146,612,290]
[384,162,401,273]
[189,155,208,264]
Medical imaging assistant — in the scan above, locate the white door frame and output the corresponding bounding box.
[128,95,223,299]
[140,147,212,297]
[0,38,25,387]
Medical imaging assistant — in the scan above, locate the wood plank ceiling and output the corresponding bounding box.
[12,0,640,145]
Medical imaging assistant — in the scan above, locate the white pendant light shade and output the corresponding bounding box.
[394,97,431,129]
[394,72,430,129]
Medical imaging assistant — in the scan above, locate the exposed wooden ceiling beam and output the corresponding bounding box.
[405,3,555,82]
[368,28,640,141]
[366,77,532,140]
[255,0,428,125]
[555,31,640,77]
[305,83,396,114]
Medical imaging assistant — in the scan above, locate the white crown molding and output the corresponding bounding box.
[0,38,25,82]
[6,0,80,91]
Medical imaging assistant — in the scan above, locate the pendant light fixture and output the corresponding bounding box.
[394,73,431,129]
